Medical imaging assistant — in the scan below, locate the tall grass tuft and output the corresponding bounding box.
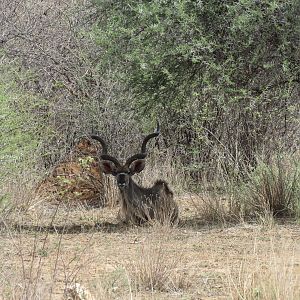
[127,226,188,293]
[235,156,300,220]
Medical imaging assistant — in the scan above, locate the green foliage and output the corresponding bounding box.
[78,156,95,169]
[0,67,48,183]
[93,0,300,111]
[0,193,10,208]
[1,0,299,204]
[92,0,300,178]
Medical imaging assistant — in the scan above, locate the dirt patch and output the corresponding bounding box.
[1,198,300,299]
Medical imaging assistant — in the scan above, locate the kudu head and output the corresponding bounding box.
[91,123,160,190]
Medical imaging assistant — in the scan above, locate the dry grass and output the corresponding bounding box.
[1,195,300,300]
[1,155,300,299]
[187,193,239,225]
[226,242,300,299]
[137,149,190,195]
[0,173,36,210]
[0,203,96,300]
[184,155,300,226]
[126,225,189,293]
[235,157,300,219]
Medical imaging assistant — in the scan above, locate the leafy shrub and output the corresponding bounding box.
[92,0,300,180]
[0,70,48,201]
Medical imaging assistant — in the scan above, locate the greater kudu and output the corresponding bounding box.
[91,124,178,225]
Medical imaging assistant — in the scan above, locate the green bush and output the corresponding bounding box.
[0,69,48,185]
[92,0,300,178]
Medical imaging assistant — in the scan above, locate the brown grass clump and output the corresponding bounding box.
[236,157,300,219]
[188,193,239,225]
[64,282,94,300]
[126,226,189,293]
[186,154,300,226]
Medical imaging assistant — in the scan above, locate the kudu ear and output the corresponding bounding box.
[129,159,146,174]
[100,160,117,175]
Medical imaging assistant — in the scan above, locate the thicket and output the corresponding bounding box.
[0,0,299,216]
[92,0,300,179]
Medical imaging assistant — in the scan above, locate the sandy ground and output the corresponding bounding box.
[1,197,300,299]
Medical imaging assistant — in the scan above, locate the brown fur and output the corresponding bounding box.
[117,177,179,226]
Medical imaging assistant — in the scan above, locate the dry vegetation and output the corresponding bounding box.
[1,0,300,299]
[1,158,300,300]
[1,199,300,300]
[1,125,299,300]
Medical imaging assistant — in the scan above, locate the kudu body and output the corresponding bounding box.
[91,124,178,225]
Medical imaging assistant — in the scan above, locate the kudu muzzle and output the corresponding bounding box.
[116,172,129,189]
